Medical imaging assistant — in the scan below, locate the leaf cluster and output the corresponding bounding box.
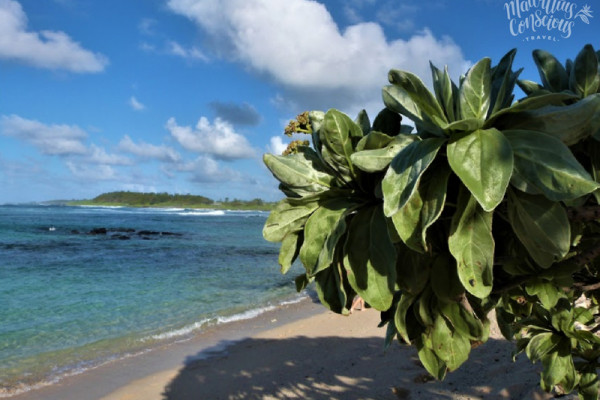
[264,44,600,398]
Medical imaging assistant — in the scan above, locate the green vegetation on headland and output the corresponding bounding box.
[68,191,276,211]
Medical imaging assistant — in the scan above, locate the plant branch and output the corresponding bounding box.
[573,281,600,291]
[567,205,600,222]
[569,243,600,267]
[492,245,600,294]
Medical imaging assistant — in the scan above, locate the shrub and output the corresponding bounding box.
[264,44,600,398]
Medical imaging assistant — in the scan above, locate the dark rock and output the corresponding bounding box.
[89,228,107,235]
[109,227,136,233]
[160,231,182,236]
[138,230,160,235]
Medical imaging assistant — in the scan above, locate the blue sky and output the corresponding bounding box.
[0,0,597,203]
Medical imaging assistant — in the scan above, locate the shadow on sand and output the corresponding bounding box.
[161,333,563,400]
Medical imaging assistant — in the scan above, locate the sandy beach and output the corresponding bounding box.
[12,296,577,400]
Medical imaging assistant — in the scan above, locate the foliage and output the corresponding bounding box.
[264,44,600,398]
[70,191,275,210]
[91,191,213,205]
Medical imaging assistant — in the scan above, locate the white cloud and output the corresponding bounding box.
[87,144,131,165]
[174,155,243,183]
[166,116,256,160]
[129,96,146,111]
[66,161,117,181]
[0,0,108,72]
[0,114,130,167]
[167,40,209,61]
[118,135,181,163]
[167,0,469,113]
[374,3,419,30]
[267,136,288,155]
[1,114,88,155]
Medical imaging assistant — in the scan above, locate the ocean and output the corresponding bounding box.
[0,204,303,397]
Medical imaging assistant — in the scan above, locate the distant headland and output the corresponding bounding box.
[67,191,276,211]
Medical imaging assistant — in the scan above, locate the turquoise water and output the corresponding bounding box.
[0,205,301,397]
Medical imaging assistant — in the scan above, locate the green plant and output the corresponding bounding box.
[264,44,600,398]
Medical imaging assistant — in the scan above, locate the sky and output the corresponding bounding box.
[0,0,597,204]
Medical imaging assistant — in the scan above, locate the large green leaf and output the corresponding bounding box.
[263,198,319,242]
[579,366,600,400]
[447,128,513,211]
[551,309,574,335]
[558,354,578,394]
[388,69,448,126]
[279,232,301,274]
[439,301,485,340]
[372,108,402,137]
[343,206,397,311]
[431,314,471,371]
[525,280,563,309]
[416,334,447,380]
[263,148,335,192]
[490,48,518,115]
[391,166,450,253]
[498,95,600,146]
[569,44,600,97]
[540,339,572,387]
[394,292,416,344]
[355,109,371,136]
[486,92,579,128]
[448,188,494,298]
[395,245,431,296]
[459,57,491,120]
[503,130,600,201]
[382,84,445,135]
[414,287,436,328]
[382,138,446,216]
[507,190,570,268]
[351,134,417,173]
[314,262,351,314]
[516,79,544,96]
[319,109,362,178]
[525,331,561,362]
[320,146,352,184]
[533,49,569,92]
[299,198,360,274]
[431,255,464,302]
[355,130,394,152]
[443,118,484,134]
[312,214,349,276]
[431,63,458,122]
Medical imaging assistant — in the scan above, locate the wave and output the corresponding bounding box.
[0,293,308,398]
[147,318,213,341]
[177,210,226,216]
[216,305,278,324]
[0,348,151,399]
[145,294,308,342]
[77,205,124,209]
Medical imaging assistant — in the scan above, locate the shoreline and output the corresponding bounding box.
[10,296,580,400]
[5,294,315,400]
[9,296,325,400]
